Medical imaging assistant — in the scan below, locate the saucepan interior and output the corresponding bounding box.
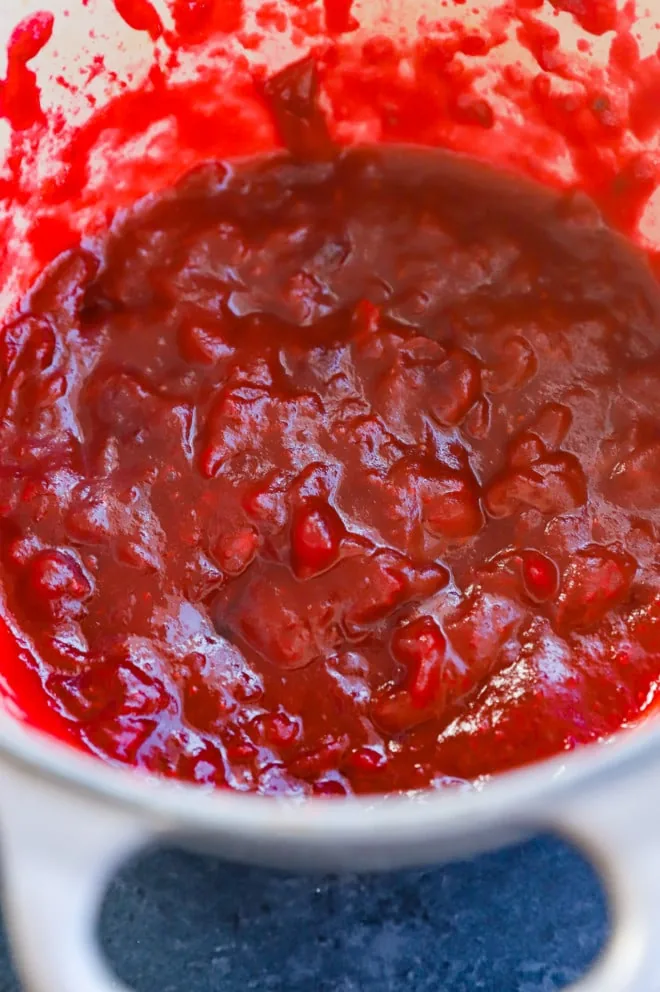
[0,0,660,857]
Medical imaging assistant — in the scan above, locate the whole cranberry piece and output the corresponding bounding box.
[556,545,637,633]
[392,616,447,709]
[291,499,342,578]
[343,555,409,632]
[51,650,169,725]
[27,549,92,617]
[352,299,381,335]
[257,710,301,748]
[521,550,560,603]
[215,527,259,577]
[421,470,483,541]
[288,734,349,780]
[312,778,350,796]
[182,669,234,733]
[372,617,450,734]
[429,348,481,427]
[345,745,388,773]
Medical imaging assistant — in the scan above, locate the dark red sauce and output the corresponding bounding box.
[2,0,660,795]
[3,134,660,795]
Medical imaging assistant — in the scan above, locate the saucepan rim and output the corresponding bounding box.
[0,708,657,840]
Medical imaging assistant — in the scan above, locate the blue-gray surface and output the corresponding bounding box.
[0,836,608,992]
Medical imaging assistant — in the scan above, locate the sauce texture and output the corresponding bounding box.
[3,140,660,795]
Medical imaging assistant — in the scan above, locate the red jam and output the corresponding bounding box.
[3,136,660,795]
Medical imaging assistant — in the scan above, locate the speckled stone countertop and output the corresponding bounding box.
[0,835,608,992]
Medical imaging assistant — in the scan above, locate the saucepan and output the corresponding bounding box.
[1,1,660,990]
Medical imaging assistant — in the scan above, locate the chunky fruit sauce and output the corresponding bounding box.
[4,137,660,797]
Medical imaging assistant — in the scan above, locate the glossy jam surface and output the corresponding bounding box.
[4,144,660,795]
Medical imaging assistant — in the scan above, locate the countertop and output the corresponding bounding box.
[0,834,608,992]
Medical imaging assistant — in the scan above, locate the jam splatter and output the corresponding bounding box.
[323,0,358,35]
[171,0,215,39]
[111,0,164,39]
[0,12,54,130]
[171,0,244,40]
[549,0,618,37]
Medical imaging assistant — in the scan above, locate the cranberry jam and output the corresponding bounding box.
[3,138,660,796]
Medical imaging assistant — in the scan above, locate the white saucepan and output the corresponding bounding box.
[1,2,660,990]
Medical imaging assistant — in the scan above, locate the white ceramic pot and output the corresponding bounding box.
[4,706,660,991]
[2,2,660,990]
